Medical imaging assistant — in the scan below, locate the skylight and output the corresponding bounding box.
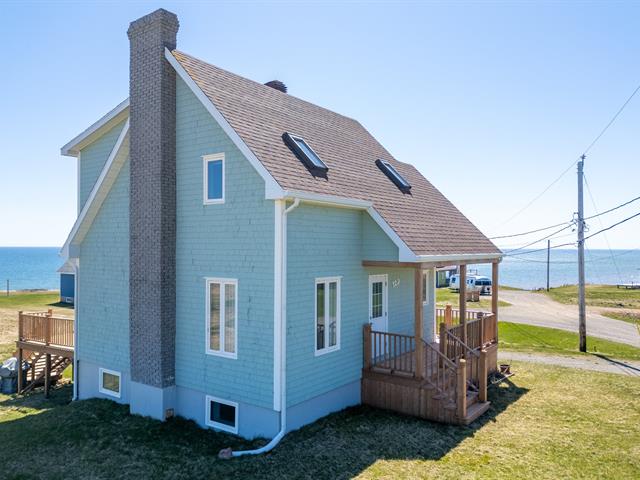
[283,133,328,173]
[376,159,411,193]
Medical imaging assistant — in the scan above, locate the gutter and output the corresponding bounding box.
[72,259,79,401]
[221,198,301,458]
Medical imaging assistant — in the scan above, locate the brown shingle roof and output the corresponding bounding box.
[172,50,500,258]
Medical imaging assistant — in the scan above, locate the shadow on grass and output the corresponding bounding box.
[46,301,74,311]
[0,378,528,479]
[592,353,640,376]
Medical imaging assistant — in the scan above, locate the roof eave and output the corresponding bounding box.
[60,98,130,157]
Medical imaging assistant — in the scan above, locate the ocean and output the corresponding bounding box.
[0,247,639,292]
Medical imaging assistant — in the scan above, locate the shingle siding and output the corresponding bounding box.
[78,158,130,373]
[174,77,275,409]
[79,119,127,209]
[286,204,414,407]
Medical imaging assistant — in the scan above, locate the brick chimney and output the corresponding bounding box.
[127,9,179,419]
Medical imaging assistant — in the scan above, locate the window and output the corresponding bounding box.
[283,132,328,173]
[315,277,341,355]
[99,368,121,398]
[205,395,238,434]
[376,159,411,193]
[203,153,225,204]
[206,278,237,358]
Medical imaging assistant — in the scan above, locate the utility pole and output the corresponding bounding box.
[577,155,587,352]
[546,240,550,291]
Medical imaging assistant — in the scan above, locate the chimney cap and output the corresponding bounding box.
[265,80,287,94]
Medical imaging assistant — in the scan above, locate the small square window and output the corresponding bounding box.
[206,396,238,434]
[99,368,121,398]
[203,153,225,204]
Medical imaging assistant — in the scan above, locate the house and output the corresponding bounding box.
[60,9,502,442]
[436,265,458,288]
[57,260,75,304]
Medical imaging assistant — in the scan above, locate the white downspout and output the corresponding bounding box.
[223,198,300,458]
[72,258,79,400]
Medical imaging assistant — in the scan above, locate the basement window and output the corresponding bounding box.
[376,159,411,193]
[99,368,121,398]
[206,396,238,434]
[283,133,328,173]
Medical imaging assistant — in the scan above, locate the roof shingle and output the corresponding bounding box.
[172,50,500,257]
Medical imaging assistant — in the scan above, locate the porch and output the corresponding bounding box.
[16,310,74,397]
[361,259,500,425]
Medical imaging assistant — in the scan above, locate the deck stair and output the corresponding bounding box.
[16,311,75,397]
[362,320,498,426]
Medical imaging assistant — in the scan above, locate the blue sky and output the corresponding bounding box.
[1,1,639,250]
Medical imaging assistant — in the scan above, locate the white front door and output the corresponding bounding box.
[368,274,388,332]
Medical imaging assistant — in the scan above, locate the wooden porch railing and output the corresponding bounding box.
[442,312,497,351]
[363,324,415,376]
[436,305,483,327]
[18,311,74,348]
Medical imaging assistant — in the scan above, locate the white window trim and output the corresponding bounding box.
[205,277,238,359]
[205,395,239,434]
[203,153,225,205]
[99,367,121,398]
[314,276,341,357]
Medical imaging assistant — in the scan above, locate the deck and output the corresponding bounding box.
[16,310,74,396]
[362,310,498,425]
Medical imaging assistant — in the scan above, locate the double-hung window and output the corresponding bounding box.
[206,278,237,358]
[315,277,341,355]
[203,153,225,204]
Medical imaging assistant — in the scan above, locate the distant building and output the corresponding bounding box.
[436,265,458,287]
[57,260,75,304]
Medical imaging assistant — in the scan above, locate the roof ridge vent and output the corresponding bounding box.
[265,80,287,93]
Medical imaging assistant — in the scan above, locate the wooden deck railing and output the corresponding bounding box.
[363,324,416,376]
[436,305,483,327]
[442,312,497,351]
[18,311,74,348]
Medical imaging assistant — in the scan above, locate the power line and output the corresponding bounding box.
[489,220,572,240]
[502,223,575,254]
[583,174,622,283]
[504,242,576,257]
[583,210,640,242]
[584,194,640,220]
[494,81,640,229]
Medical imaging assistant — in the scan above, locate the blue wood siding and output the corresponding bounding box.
[174,77,275,409]
[78,158,130,373]
[79,119,128,209]
[286,204,413,407]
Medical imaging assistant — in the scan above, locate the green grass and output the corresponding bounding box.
[1,361,638,479]
[436,287,511,309]
[499,321,640,361]
[542,284,640,309]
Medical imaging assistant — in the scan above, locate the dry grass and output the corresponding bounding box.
[1,361,638,479]
[0,290,73,348]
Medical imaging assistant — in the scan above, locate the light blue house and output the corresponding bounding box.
[60,10,502,446]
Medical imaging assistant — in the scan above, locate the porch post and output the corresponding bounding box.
[414,267,425,379]
[492,261,499,341]
[459,264,467,345]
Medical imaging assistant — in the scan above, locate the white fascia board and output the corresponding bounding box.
[164,48,284,200]
[61,120,130,259]
[415,253,504,264]
[365,207,419,262]
[282,190,372,209]
[61,98,130,157]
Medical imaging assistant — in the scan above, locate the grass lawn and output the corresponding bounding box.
[542,284,640,309]
[0,290,73,357]
[436,287,511,309]
[499,321,640,361]
[0,361,638,479]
